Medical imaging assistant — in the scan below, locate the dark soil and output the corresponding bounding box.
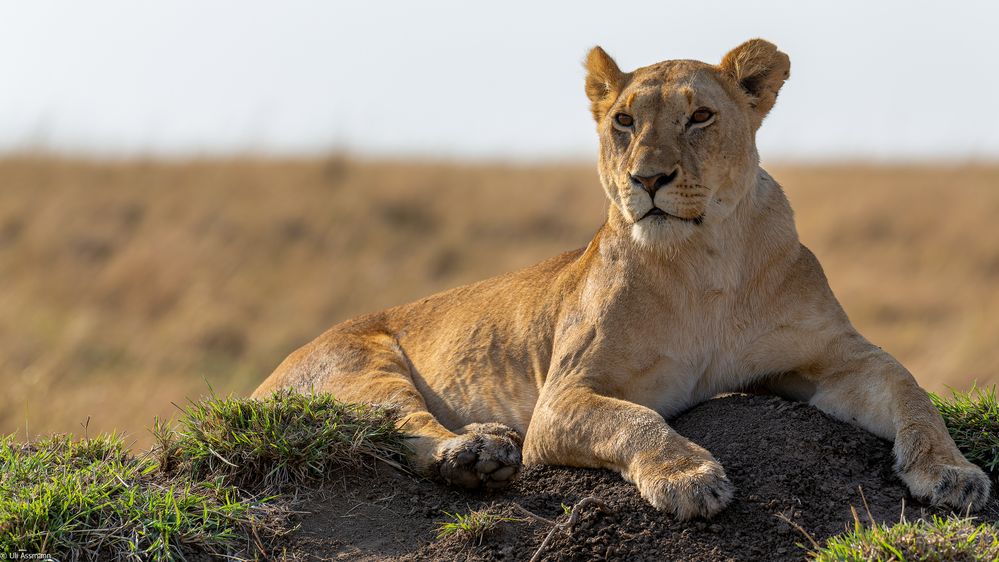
[279,394,999,561]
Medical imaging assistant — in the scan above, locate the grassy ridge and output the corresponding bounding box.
[0,390,406,561]
[0,433,278,560]
[153,389,407,491]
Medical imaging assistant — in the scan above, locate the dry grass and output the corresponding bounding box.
[1,155,997,446]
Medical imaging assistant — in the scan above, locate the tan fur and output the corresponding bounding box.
[254,39,989,518]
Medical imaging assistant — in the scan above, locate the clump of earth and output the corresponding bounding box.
[280,394,998,561]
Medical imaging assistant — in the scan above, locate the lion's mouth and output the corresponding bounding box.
[641,207,704,225]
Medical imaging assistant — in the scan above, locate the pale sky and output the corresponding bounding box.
[2,1,998,161]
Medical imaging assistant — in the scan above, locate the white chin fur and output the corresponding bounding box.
[630,217,695,249]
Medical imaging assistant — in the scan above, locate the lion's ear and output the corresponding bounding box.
[585,46,626,122]
[718,39,790,125]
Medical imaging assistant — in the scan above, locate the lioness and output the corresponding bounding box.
[254,39,990,519]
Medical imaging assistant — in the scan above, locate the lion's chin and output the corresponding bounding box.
[630,216,698,250]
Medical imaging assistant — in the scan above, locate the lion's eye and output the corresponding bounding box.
[614,113,634,127]
[690,108,714,125]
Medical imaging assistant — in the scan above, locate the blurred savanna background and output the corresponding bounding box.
[2,1,998,447]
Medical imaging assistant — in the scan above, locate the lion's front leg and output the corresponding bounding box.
[779,333,990,511]
[523,385,734,519]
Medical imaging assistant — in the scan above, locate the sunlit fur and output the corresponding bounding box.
[254,39,990,519]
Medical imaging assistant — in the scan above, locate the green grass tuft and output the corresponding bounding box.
[930,384,999,478]
[0,432,281,561]
[435,508,525,545]
[153,389,408,491]
[1,390,411,561]
[813,515,999,561]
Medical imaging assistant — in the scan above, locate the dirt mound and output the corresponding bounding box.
[280,394,998,561]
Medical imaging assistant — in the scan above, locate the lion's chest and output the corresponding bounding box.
[607,293,765,418]
[621,351,752,418]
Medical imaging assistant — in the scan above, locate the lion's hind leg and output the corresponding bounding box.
[260,329,522,489]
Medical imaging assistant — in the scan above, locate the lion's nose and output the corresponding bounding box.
[630,169,679,197]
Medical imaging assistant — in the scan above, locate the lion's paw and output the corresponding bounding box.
[435,423,522,490]
[899,460,991,511]
[637,459,735,520]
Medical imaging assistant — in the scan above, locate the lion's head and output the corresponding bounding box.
[585,39,790,248]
